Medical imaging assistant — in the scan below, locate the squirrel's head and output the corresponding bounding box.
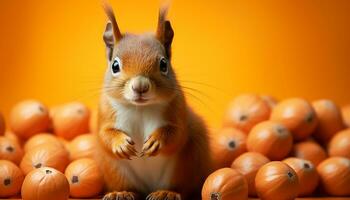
[102,3,178,106]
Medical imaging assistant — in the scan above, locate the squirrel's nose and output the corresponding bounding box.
[132,84,149,94]
[131,78,150,94]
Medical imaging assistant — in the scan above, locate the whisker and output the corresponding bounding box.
[72,84,125,102]
[178,85,213,101]
[177,79,232,97]
[161,85,215,112]
[76,81,216,114]
[177,79,220,89]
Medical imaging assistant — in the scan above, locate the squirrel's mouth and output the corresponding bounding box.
[131,96,150,105]
[134,98,148,103]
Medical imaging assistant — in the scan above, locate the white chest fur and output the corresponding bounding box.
[108,98,176,192]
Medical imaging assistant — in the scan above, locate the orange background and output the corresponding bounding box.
[1,0,350,128]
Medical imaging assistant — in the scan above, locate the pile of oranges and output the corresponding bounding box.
[203,94,350,200]
[2,95,350,200]
[0,100,102,200]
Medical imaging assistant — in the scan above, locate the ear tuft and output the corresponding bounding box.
[163,20,174,51]
[102,1,122,42]
[102,1,123,61]
[156,5,174,58]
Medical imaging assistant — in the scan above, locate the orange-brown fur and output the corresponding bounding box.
[95,2,212,200]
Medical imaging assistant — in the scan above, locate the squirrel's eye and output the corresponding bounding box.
[159,57,168,75]
[111,57,122,76]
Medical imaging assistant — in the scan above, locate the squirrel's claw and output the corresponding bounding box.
[103,191,138,200]
[116,145,137,159]
[146,190,181,200]
[112,134,137,159]
[141,136,162,157]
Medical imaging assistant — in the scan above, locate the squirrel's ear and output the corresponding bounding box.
[156,6,174,58]
[102,2,122,60]
[103,22,114,61]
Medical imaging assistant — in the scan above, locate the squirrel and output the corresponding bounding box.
[95,2,212,200]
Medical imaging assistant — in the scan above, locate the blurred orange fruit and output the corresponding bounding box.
[291,140,327,166]
[21,167,69,200]
[317,157,350,196]
[247,121,293,160]
[283,157,319,196]
[255,161,299,200]
[52,102,90,140]
[68,133,97,161]
[231,152,270,197]
[64,158,104,198]
[4,131,22,146]
[270,98,318,141]
[20,144,69,175]
[328,129,350,159]
[10,100,51,140]
[24,133,64,152]
[0,160,24,198]
[202,168,248,200]
[210,127,247,169]
[223,94,271,133]
[342,105,350,127]
[312,99,345,144]
[0,136,23,165]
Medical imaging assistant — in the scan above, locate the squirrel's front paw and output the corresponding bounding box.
[141,133,164,157]
[112,134,137,160]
